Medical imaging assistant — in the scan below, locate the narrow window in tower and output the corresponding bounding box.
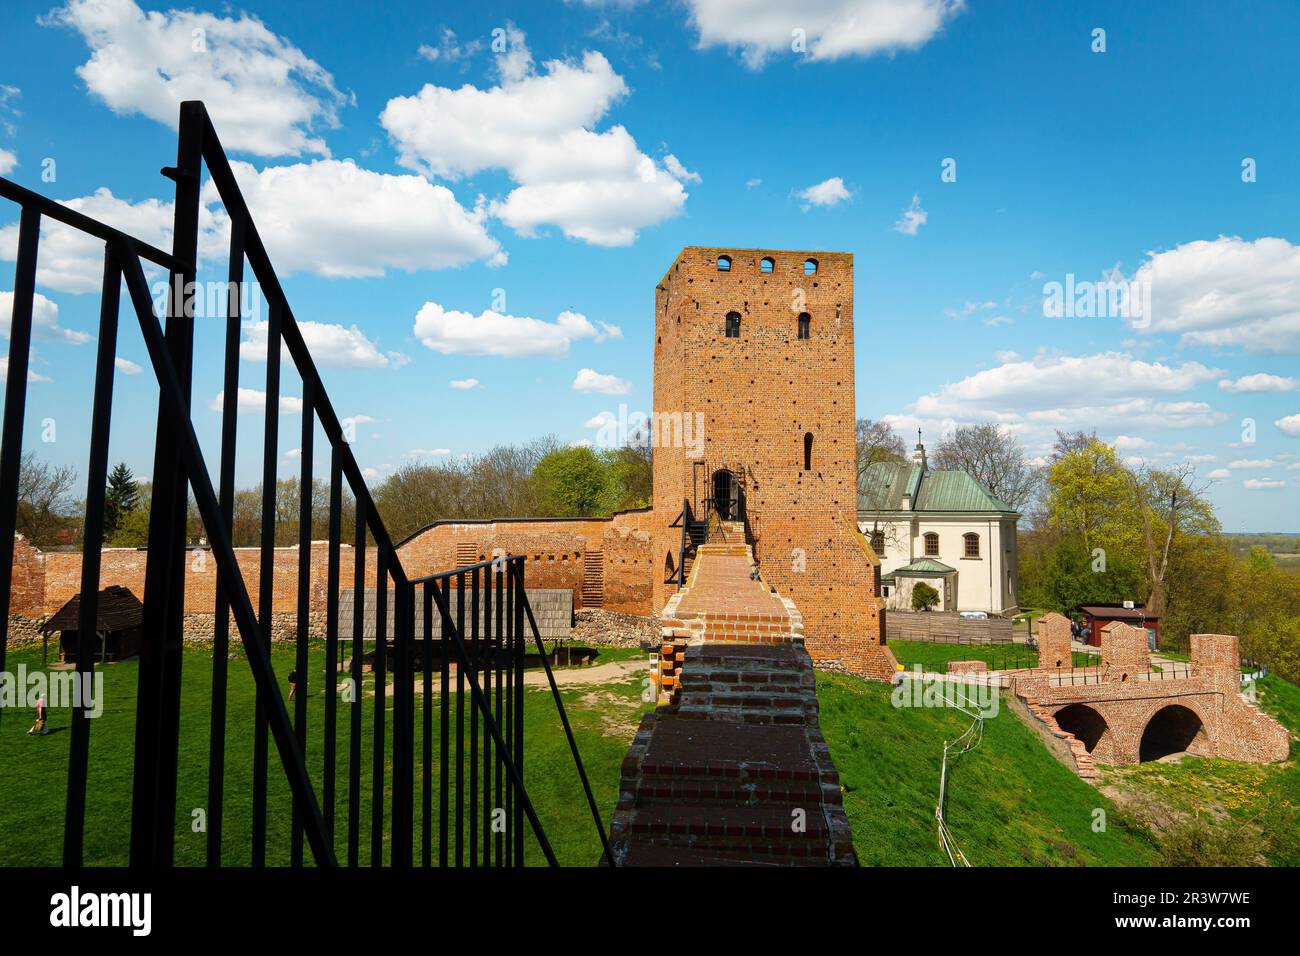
[760,256,774,273]
[803,432,814,471]
[804,258,818,275]
[797,312,811,339]
[725,311,741,338]
[717,255,732,272]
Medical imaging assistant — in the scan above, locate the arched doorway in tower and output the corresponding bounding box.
[1139,704,1207,762]
[712,468,737,521]
[1053,703,1109,754]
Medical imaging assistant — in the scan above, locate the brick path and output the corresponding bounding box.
[610,545,856,866]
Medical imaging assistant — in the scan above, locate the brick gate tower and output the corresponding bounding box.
[651,247,896,679]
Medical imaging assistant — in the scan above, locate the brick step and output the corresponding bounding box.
[617,845,822,867]
[628,777,838,807]
[622,804,830,842]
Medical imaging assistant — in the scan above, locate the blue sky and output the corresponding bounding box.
[1,0,1298,532]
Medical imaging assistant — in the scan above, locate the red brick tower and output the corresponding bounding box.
[651,247,895,679]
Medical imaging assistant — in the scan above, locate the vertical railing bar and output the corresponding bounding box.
[513,560,525,865]
[496,561,506,866]
[207,212,244,866]
[371,547,388,866]
[0,206,40,720]
[504,563,513,868]
[290,377,314,866]
[482,564,492,867]
[422,581,433,867]
[439,575,450,867]
[391,579,412,867]
[347,499,366,867]
[323,448,342,847]
[470,565,479,867]
[62,247,120,866]
[456,571,465,867]
[251,294,282,868]
[130,101,202,867]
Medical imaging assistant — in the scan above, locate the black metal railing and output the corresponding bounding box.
[0,100,609,867]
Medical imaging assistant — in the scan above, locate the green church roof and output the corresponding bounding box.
[857,461,1017,515]
[893,558,956,574]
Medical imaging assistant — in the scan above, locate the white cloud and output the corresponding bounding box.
[209,387,303,415]
[0,357,50,383]
[745,177,762,189]
[1276,414,1300,437]
[663,154,701,183]
[1185,454,1217,463]
[240,319,390,369]
[0,148,15,175]
[414,303,620,358]
[0,291,90,344]
[1207,468,1231,479]
[584,411,617,429]
[45,0,348,157]
[417,28,483,65]
[1126,236,1300,354]
[114,357,142,374]
[0,188,194,294]
[207,159,504,276]
[983,315,1013,328]
[891,352,1228,452]
[381,24,688,246]
[285,448,301,459]
[1218,372,1298,393]
[797,176,851,209]
[407,447,451,457]
[684,0,965,68]
[1244,478,1285,490]
[1114,435,1152,450]
[894,193,927,235]
[572,367,631,394]
[449,377,481,390]
[1229,458,1276,469]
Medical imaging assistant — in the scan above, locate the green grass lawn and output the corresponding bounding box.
[816,671,1160,866]
[889,640,1097,673]
[0,642,651,867]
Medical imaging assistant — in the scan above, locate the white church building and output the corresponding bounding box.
[858,440,1020,615]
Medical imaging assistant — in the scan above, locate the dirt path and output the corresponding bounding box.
[394,658,648,695]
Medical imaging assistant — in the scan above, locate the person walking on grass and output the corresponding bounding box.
[27,692,47,736]
[288,669,299,701]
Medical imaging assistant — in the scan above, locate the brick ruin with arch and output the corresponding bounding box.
[1009,614,1288,781]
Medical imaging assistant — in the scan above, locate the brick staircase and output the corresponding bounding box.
[611,545,856,866]
[581,549,604,608]
[1021,696,1098,783]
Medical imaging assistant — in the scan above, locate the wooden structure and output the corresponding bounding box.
[1075,604,1160,648]
[40,585,144,664]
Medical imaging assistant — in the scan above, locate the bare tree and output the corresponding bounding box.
[17,451,79,547]
[930,423,1039,511]
[1127,462,1217,617]
[856,418,906,477]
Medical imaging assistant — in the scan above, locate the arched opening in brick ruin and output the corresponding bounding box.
[1053,703,1108,753]
[1139,704,1207,762]
[712,469,737,520]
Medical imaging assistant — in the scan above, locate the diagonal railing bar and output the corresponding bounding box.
[1,99,614,869]
[115,240,336,866]
[518,584,616,866]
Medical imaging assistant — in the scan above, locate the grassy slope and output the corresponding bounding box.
[816,671,1159,866]
[0,643,651,867]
